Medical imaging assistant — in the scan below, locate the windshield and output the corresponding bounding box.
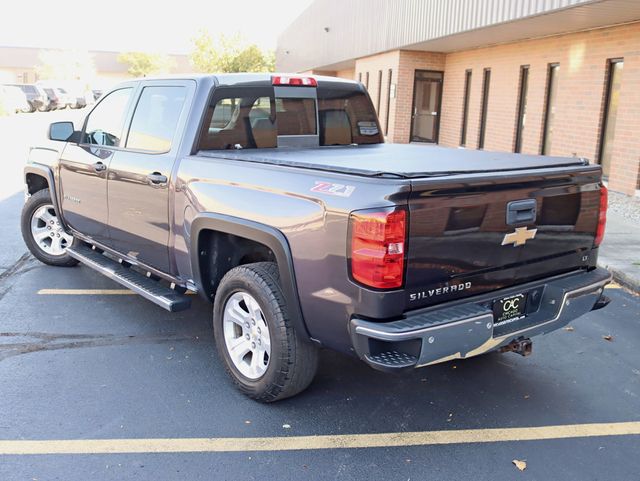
[198,82,383,150]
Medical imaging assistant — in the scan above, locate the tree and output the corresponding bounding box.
[190,31,275,73]
[36,50,96,82]
[117,52,176,78]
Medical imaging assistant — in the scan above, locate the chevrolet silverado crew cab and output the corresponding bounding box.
[21,74,611,402]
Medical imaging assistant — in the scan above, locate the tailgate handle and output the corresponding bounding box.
[506,199,537,225]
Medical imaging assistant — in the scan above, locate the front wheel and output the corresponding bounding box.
[213,262,318,402]
[20,189,78,267]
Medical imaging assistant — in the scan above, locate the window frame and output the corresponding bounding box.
[541,63,560,155]
[514,65,529,153]
[460,69,472,147]
[478,68,491,150]
[597,58,624,176]
[375,70,382,114]
[385,69,393,136]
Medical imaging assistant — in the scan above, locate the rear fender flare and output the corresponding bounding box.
[190,213,310,341]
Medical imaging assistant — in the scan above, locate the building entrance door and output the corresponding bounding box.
[410,70,443,143]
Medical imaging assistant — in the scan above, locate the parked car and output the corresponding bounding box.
[70,90,94,109]
[0,85,30,113]
[21,74,611,402]
[41,88,63,111]
[54,88,74,109]
[11,84,48,112]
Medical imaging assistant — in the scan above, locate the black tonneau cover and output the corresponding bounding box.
[198,144,588,178]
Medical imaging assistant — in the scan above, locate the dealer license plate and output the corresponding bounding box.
[492,293,528,329]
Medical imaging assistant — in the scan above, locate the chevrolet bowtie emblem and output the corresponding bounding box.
[502,227,537,247]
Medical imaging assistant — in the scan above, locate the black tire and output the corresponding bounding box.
[21,189,79,267]
[213,262,318,402]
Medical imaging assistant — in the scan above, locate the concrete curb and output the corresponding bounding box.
[599,263,640,294]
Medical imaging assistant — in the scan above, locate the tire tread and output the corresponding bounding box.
[213,262,318,402]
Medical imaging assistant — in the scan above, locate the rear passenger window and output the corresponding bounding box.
[126,86,186,152]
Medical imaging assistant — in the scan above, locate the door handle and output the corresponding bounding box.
[92,162,107,172]
[147,172,168,185]
[506,199,537,225]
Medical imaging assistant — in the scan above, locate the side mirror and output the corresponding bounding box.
[49,122,75,142]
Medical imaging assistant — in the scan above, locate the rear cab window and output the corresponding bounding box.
[198,79,382,151]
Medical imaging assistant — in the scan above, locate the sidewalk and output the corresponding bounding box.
[598,192,640,293]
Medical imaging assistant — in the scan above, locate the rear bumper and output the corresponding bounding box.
[350,268,612,372]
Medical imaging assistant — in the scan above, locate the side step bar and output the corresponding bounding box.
[66,244,191,312]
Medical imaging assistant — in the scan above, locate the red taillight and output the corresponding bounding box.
[594,185,608,247]
[350,208,406,289]
[271,76,317,87]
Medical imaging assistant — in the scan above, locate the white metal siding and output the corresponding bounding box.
[276,0,602,71]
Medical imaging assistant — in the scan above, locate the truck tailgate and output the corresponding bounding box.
[405,165,603,309]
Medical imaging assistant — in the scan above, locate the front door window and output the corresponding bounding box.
[411,71,443,143]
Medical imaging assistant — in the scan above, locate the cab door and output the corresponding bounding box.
[58,87,135,243]
[106,80,193,274]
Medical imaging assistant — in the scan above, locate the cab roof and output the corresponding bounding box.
[122,73,357,87]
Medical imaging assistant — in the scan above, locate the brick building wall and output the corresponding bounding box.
[354,51,446,143]
[438,22,640,195]
[354,51,401,140]
[298,22,640,194]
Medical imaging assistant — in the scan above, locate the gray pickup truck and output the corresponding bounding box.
[21,74,611,402]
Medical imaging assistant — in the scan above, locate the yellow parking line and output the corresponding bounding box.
[37,289,196,295]
[605,283,621,289]
[1,421,639,455]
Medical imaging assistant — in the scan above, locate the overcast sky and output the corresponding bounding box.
[0,0,314,54]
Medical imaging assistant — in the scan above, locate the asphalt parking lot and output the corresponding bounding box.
[1,112,639,480]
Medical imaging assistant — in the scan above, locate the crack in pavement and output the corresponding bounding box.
[0,331,208,361]
[0,252,36,302]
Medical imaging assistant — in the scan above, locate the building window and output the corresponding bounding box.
[460,69,472,146]
[358,72,362,83]
[385,69,392,135]
[365,72,369,90]
[598,59,623,179]
[478,68,491,150]
[376,70,382,114]
[514,65,529,153]
[541,63,560,155]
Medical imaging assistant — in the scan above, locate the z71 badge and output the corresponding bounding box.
[310,181,356,197]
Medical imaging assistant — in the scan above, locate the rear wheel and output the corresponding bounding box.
[21,189,78,267]
[213,262,318,402]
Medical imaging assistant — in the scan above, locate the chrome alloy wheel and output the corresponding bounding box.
[30,204,73,256]
[223,291,271,380]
